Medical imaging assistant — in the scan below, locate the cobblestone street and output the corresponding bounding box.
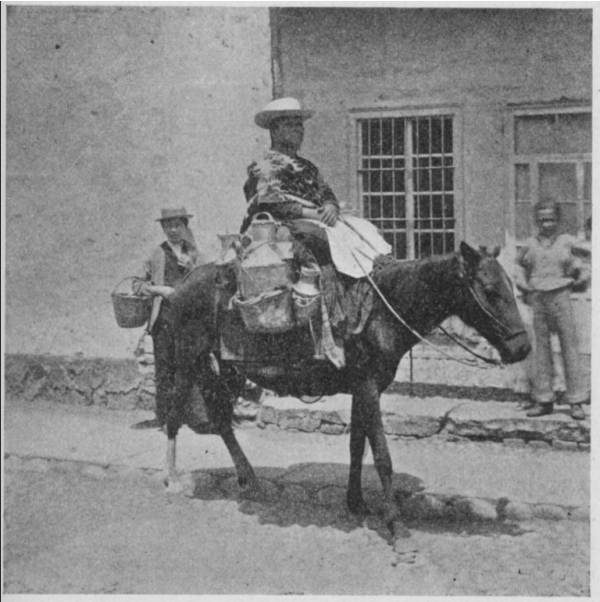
[4,454,590,596]
[3,400,591,596]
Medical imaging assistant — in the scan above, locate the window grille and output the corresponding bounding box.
[512,109,591,240]
[358,115,455,259]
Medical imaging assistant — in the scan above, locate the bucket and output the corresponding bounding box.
[248,213,278,244]
[237,244,293,298]
[233,288,294,333]
[111,277,152,328]
[293,265,321,297]
[293,290,321,327]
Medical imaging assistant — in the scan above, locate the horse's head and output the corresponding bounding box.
[455,242,531,364]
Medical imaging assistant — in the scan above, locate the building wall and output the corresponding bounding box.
[275,8,592,246]
[5,6,272,358]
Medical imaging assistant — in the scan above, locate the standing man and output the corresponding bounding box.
[515,201,590,420]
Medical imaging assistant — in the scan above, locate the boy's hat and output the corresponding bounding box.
[156,207,193,222]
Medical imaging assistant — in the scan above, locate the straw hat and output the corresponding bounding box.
[156,207,193,222]
[254,97,315,129]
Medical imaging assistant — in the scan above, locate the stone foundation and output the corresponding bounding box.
[4,354,151,411]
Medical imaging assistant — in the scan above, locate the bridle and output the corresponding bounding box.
[463,275,527,343]
[432,274,526,367]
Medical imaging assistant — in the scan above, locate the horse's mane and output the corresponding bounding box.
[373,252,459,296]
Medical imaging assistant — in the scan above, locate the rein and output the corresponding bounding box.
[438,325,502,366]
[352,249,503,368]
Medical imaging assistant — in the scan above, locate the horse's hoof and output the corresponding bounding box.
[238,475,260,491]
[165,479,185,494]
[347,500,372,516]
[391,550,420,566]
[164,473,195,496]
[391,535,419,565]
[241,479,280,503]
[130,418,163,430]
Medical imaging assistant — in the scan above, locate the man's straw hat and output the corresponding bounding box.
[254,97,314,129]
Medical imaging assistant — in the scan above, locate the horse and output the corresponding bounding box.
[164,241,530,554]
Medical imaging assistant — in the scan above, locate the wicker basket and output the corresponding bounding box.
[111,277,152,328]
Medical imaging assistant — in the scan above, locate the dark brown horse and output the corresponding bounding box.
[165,242,530,553]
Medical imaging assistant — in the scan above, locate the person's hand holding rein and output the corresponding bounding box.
[319,203,339,227]
[301,204,339,227]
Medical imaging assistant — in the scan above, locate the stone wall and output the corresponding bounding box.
[5,5,272,359]
[5,354,149,411]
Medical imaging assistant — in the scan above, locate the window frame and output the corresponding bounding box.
[506,103,592,243]
[347,105,464,260]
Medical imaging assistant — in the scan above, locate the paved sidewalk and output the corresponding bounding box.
[4,399,590,523]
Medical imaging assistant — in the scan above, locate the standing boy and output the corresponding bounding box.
[134,208,201,427]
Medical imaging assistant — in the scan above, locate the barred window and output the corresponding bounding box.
[358,115,455,259]
[512,109,591,240]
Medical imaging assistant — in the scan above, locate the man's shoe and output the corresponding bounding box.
[570,404,586,421]
[526,403,554,417]
[130,418,164,430]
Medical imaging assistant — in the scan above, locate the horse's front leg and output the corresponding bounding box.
[347,396,370,515]
[356,377,418,562]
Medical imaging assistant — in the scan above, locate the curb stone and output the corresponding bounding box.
[256,395,590,448]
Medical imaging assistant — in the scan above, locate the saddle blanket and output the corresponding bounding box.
[306,215,391,279]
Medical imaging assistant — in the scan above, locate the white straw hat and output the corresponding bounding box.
[254,97,315,129]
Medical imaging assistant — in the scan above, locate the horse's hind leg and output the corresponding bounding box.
[219,426,259,492]
[163,364,192,490]
[201,365,259,493]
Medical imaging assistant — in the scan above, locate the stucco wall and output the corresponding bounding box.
[5,5,272,359]
[275,8,592,246]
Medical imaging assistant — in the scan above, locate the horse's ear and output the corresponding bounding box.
[460,242,482,267]
[477,245,501,258]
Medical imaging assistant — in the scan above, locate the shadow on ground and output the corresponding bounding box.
[184,462,530,545]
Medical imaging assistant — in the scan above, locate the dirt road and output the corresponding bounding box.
[4,456,589,596]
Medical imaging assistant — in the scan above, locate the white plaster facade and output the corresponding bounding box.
[5,6,272,358]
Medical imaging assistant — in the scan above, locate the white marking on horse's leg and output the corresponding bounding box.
[165,435,188,494]
[166,436,177,481]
